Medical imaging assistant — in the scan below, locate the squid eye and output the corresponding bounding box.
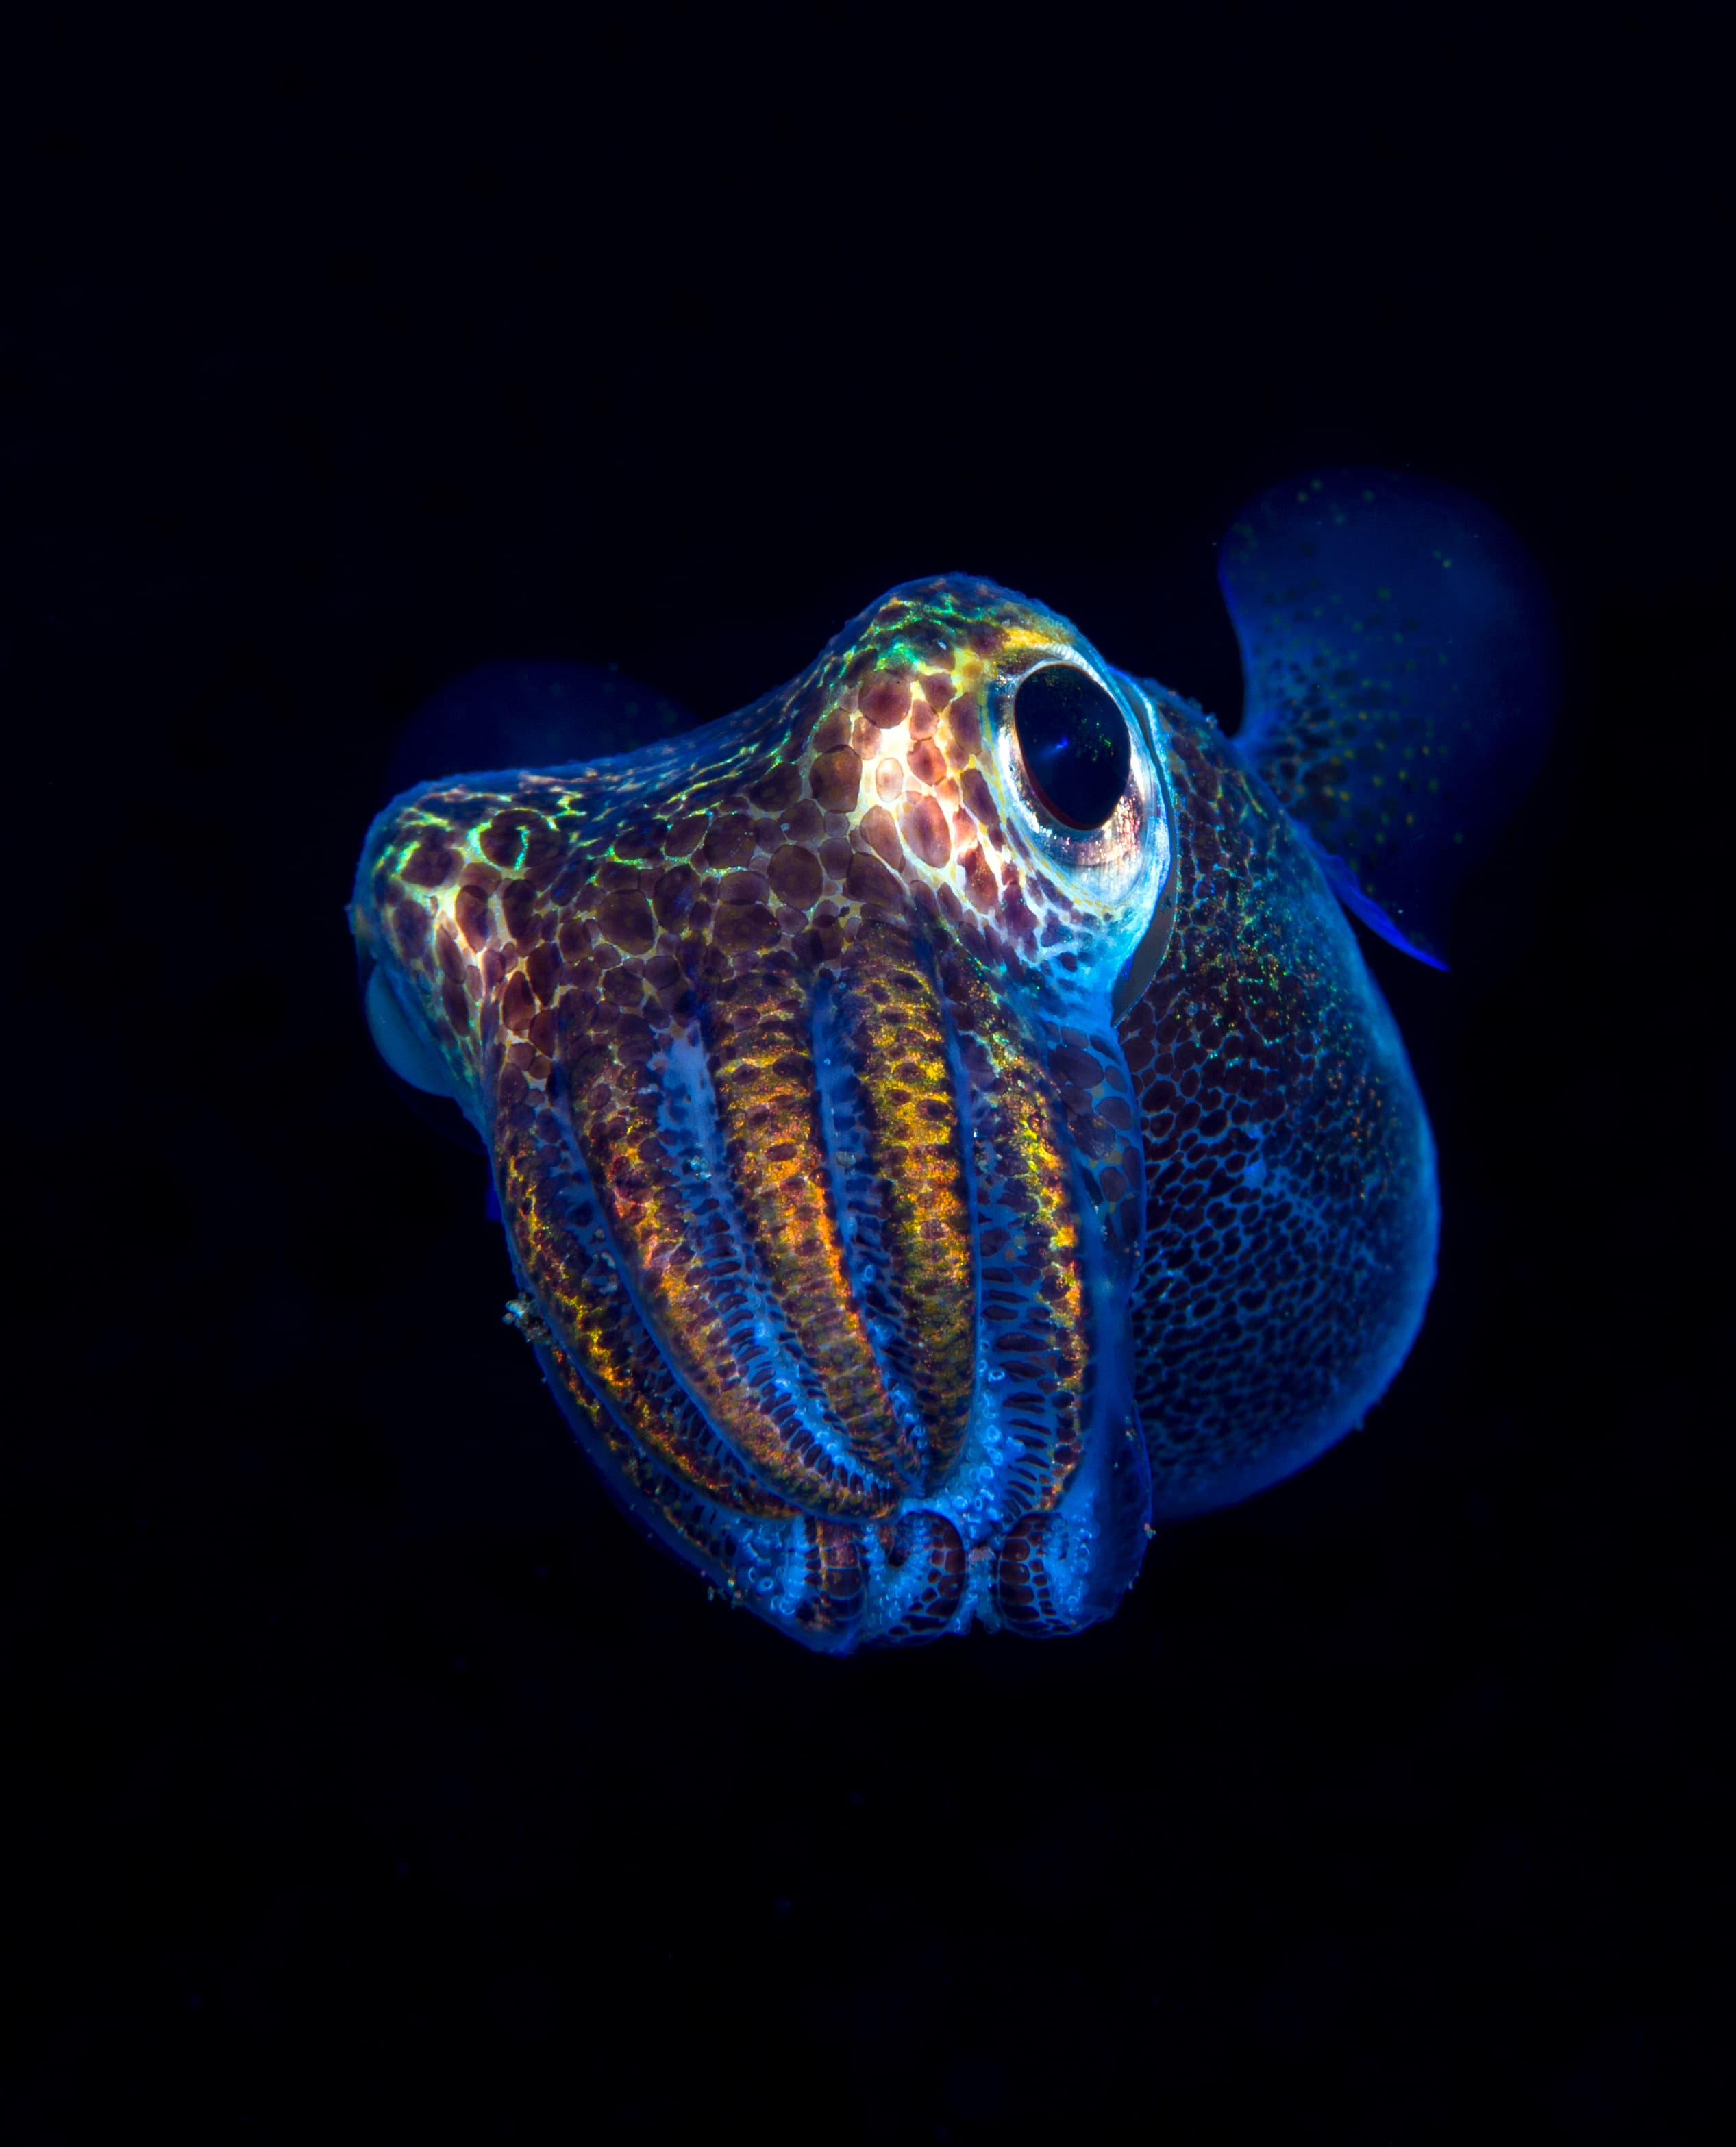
[1012,664,1132,831]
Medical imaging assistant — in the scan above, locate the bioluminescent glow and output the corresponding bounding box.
[351,471,1553,1651]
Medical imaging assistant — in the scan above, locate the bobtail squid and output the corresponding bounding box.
[351,470,1554,1652]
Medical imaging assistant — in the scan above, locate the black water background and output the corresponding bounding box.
[6,9,1729,2142]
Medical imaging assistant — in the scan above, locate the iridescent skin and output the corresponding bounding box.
[352,473,1552,1652]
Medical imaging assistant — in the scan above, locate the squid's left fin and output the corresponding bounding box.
[1219,469,1557,967]
[384,658,698,797]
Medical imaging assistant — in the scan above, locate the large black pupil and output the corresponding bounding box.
[1012,665,1131,830]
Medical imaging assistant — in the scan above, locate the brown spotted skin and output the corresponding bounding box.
[354,575,1436,1649]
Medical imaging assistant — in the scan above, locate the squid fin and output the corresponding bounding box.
[384,658,697,797]
[1219,469,1556,966]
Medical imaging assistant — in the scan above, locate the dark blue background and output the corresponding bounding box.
[8,6,1727,2141]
